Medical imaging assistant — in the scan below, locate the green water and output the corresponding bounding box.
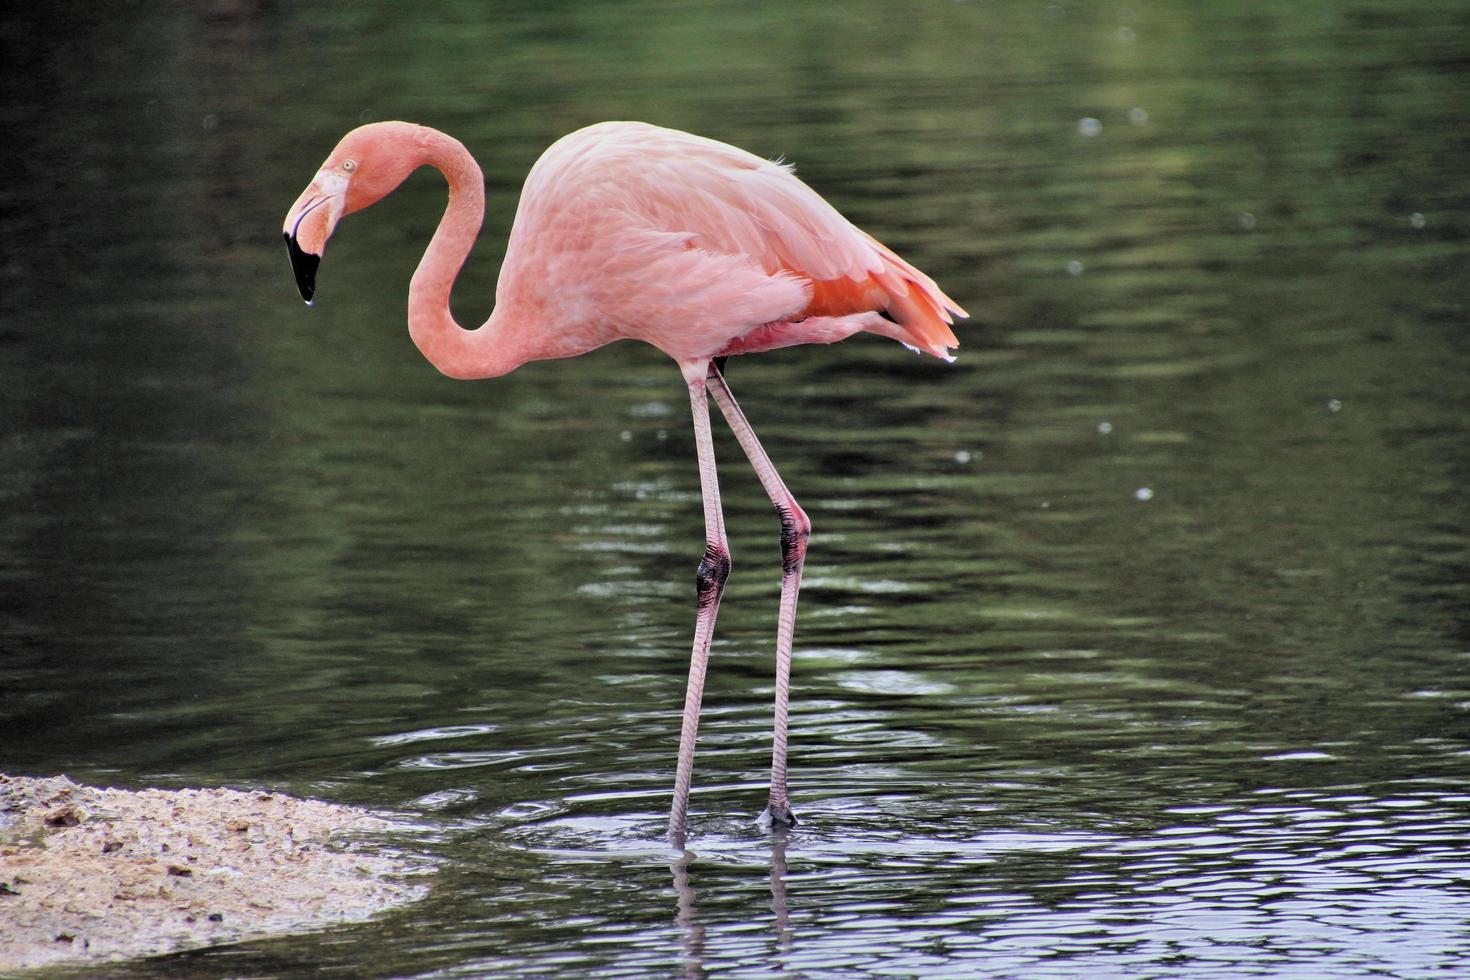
[3,1,1469,976]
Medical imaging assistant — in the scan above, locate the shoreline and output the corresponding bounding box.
[0,774,431,971]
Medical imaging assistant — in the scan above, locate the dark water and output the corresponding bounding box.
[4,1,1470,976]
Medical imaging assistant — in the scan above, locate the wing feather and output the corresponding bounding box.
[516,122,966,359]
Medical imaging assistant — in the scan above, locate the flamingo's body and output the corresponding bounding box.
[283,121,966,843]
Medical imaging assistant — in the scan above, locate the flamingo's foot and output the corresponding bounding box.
[757,802,798,829]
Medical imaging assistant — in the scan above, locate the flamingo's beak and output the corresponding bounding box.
[282,171,349,306]
[284,232,320,305]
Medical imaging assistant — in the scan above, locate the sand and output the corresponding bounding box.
[0,773,430,972]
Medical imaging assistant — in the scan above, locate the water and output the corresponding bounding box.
[4,1,1470,975]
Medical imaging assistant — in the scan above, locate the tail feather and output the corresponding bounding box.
[791,233,966,361]
[883,279,961,359]
[864,233,967,360]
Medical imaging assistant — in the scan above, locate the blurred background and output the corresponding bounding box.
[2,0,1468,975]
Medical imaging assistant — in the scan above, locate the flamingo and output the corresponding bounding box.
[282,121,966,843]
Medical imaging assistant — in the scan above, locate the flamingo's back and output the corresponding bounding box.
[502,122,966,362]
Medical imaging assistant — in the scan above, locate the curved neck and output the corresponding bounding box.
[407,130,527,379]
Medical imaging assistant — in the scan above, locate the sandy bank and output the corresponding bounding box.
[0,774,429,971]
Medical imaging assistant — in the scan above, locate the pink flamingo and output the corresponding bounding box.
[282,121,966,843]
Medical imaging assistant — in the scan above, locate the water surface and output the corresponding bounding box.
[3,1,1469,976]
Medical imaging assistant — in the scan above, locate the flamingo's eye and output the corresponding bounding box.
[342,159,357,173]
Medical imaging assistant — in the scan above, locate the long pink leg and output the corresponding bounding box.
[670,374,731,845]
[707,363,808,828]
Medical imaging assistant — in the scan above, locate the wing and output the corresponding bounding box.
[514,123,967,359]
[632,125,968,358]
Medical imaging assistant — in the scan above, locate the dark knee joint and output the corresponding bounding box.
[778,502,811,574]
[696,545,731,608]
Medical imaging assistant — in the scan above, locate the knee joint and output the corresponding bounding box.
[696,546,731,605]
[778,504,811,574]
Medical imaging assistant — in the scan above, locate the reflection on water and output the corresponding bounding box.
[3,0,1470,976]
[451,783,1470,977]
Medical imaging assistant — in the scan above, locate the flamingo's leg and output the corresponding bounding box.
[670,372,731,845]
[707,363,807,828]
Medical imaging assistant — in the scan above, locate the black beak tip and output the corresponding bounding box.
[284,231,320,305]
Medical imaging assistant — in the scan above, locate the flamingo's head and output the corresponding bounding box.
[282,121,429,305]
